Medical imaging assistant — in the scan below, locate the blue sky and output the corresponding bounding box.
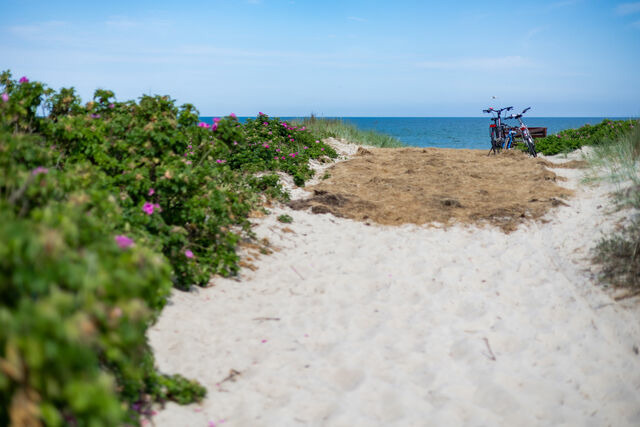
[2,0,639,116]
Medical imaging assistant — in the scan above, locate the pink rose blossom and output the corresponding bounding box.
[109,103,115,109]
[19,76,29,84]
[114,235,134,249]
[1,93,8,102]
[31,166,48,175]
[186,160,192,165]
[142,202,155,215]
[148,188,155,196]
[198,122,210,128]
[214,117,221,123]
[230,113,237,119]
[185,249,194,258]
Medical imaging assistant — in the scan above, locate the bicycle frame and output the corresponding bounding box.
[505,107,537,157]
[483,106,513,155]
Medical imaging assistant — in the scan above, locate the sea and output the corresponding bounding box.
[199,117,635,150]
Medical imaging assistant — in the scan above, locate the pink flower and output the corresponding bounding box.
[198,122,210,128]
[320,148,324,151]
[214,117,221,123]
[258,111,264,115]
[233,141,238,145]
[261,339,267,343]
[212,123,218,131]
[148,188,155,196]
[114,235,134,249]
[276,148,281,152]
[109,103,115,109]
[19,76,29,84]
[142,202,155,215]
[185,249,194,258]
[31,166,48,175]
[263,122,268,126]
[303,146,308,149]
[1,93,8,102]
[315,140,320,143]
[274,156,279,160]
[268,131,272,135]
[188,144,192,149]
[230,113,237,119]
[91,114,100,119]
[216,159,226,164]
[186,160,192,165]
[263,143,269,148]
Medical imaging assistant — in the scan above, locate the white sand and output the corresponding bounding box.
[149,147,640,426]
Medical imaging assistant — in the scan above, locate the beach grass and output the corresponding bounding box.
[589,124,640,291]
[292,115,405,148]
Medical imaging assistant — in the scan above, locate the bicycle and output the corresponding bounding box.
[483,106,513,155]
[505,107,537,157]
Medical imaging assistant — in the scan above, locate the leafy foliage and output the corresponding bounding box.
[0,70,334,425]
[535,119,637,155]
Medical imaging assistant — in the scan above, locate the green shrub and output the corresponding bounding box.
[535,119,637,155]
[0,70,339,425]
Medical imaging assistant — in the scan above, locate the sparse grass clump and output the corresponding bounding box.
[277,214,293,223]
[590,124,640,291]
[292,115,405,148]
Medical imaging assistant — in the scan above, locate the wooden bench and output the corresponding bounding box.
[513,127,547,139]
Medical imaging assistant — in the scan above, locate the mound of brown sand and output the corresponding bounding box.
[289,147,576,232]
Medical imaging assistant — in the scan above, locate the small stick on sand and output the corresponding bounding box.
[291,266,305,280]
[253,317,281,322]
[483,337,497,361]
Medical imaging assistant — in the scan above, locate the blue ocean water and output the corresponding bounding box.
[200,116,634,150]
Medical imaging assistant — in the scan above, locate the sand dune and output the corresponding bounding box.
[149,145,640,426]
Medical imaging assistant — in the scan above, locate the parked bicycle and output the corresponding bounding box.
[505,107,537,157]
[483,106,513,155]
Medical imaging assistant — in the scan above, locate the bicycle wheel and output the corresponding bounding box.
[525,135,537,157]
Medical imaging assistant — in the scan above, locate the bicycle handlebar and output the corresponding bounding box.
[483,106,513,115]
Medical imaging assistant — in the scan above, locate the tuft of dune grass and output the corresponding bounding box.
[292,115,405,148]
[589,124,640,291]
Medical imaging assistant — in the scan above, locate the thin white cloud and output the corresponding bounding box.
[547,0,580,10]
[416,56,534,71]
[525,27,544,41]
[105,19,138,28]
[615,2,640,15]
[8,21,67,38]
[348,16,366,22]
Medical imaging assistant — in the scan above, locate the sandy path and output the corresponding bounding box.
[149,149,640,426]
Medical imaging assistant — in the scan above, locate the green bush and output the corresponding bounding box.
[0,70,336,425]
[535,119,637,155]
